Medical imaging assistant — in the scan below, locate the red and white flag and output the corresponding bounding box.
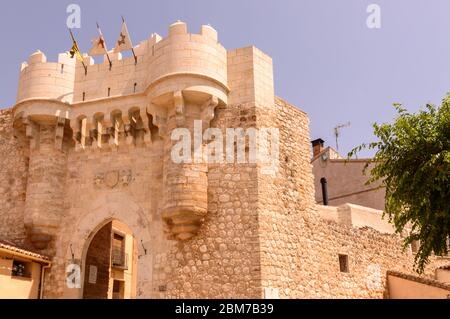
[89,23,109,56]
[114,20,133,53]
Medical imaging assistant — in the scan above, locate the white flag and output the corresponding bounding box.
[89,35,108,56]
[114,21,133,53]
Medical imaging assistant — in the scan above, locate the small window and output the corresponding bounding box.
[112,232,127,268]
[133,83,137,93]
[159,284,167,292]
[411,240,419,254]
[114,233,124,242]
[61,64,64,74]
[108,87,111,97]
[113,280,125,299]
[447,238,450,256]
[338,254,349,273]
[82,92,86,101]
[11,260,32,278]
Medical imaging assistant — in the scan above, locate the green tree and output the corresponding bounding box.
[349,94,450,273]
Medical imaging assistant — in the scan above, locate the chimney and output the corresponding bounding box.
[311,138,325,157]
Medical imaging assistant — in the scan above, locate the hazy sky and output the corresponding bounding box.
[2,0,450,157]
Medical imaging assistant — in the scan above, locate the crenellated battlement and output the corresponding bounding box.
[14,20,276,127]
[13,21,238,155]
[17,50,76,104]
[72,21,227,104]
[16,21,227,107]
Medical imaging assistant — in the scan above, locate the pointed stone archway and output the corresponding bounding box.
[82,219,137,299]
[62,192,154,298]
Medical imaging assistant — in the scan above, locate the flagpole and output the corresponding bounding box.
[69,29,87,75]
[97,22,112,70]
[107,53,113,70]
[121,16,137,64]
[131,48,137,65]
[69,28,76,42]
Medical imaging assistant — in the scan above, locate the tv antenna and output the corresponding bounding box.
[334,121,351,151]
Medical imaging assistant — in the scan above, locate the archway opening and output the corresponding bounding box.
[82,220,137,299]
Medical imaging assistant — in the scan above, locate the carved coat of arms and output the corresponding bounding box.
[94,169,133,188]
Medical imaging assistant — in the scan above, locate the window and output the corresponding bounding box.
[133,83,137,93]
[111,232,127,268]
[61,64,64,74]
[411,240,420,254]
[437,237,450,257]
[108,87,111,97]
[338,254,349,273]
[82,92,86,101]
[113,280,125,299]
[11,260,32,278]
[447,238,450,256]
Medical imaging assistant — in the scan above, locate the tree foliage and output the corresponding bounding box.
[348,94,450,273]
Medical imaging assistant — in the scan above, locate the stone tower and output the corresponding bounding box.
[13,22,233,252]
[14,50,75,252]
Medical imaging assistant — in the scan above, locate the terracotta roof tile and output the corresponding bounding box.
[438,264,450,270]
[387,270,450,291]
[0,239,50,261]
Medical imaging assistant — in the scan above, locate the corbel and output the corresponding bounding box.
[103,113,114,148]
[152,115,167,137]
[122,114,134,146]
[139,107,152,146]
[24,117,39,150]
[54,116,66,150]
[174,91,185,127]
[201,96,219,130]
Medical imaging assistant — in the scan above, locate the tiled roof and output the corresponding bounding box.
[387,270,450,291]
[437,264,450,270]
[0,239,50,262]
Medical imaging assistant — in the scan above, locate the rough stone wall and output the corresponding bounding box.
[257,97,318,297]
[256,97,447,298]
[0,108,28,245]
[293,219,447,298]
[156,102,263,298]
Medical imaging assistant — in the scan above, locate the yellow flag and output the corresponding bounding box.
[68,29,87,74]
[69,40,84,62]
